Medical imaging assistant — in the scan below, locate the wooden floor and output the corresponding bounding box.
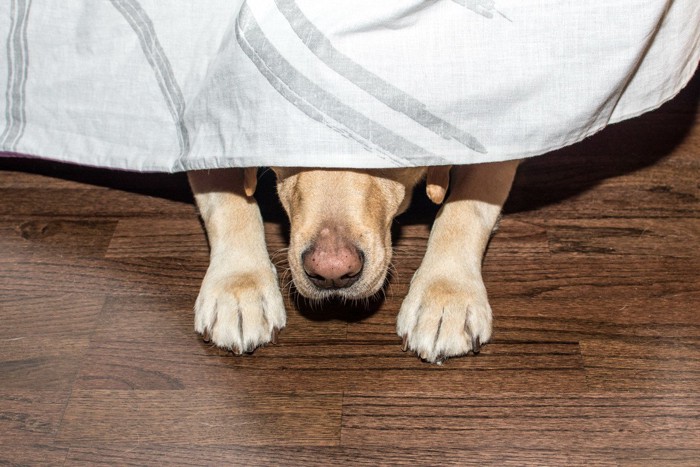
[1,74,699,466]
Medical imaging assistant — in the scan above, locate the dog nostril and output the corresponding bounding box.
[301,241,364,290]
[341,251,364,282]
[340,265,363,281]
[304,271,335,289]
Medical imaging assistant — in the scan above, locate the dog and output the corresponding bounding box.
[187,160,519,363]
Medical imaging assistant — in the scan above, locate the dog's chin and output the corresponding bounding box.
[291,271,388,302]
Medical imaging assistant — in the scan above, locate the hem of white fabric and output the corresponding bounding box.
[2,62,697,173]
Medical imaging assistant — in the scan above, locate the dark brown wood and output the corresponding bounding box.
[1,74,698,465]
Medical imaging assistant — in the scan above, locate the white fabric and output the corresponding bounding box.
[1,0,698,172]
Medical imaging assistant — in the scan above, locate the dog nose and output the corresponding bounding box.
[302,233,363,290]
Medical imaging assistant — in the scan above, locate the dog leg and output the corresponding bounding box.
[397,160,519,363]
[188,169,286,354]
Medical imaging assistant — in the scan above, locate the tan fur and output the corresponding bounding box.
[243,167,258,197]
[189,160,519,362]
[187,169,285,354]
[273,168,426,299]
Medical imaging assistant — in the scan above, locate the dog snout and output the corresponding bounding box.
[302,230,364,290]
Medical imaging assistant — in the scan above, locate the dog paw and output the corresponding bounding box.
[194,264,286,354]
[397,276,492,363]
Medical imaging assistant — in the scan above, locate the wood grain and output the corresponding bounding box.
[0,73,698,465]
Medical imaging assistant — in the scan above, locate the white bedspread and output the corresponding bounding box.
[1,0,698,171]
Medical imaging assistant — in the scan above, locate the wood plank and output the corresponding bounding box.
[0,294,103,391]
[506,114,700,219]
[0,218,117,260]
[0,443,68,466]
[340,393,700,452]
[617,449,700,467]
[0,255,205,296]
[0,293,104,338]
[57,390,342,447]
[581,337,700,392]
[105,218,207,258]
[0,391,69,443]
[0,390,70,467]
[481,255,699,300]
[493,295,700,345]
[546,218,699,257]
[64,445,619,466]
[0,187,196,218]
[0,337,91,391]
[507,182,699,220]
[0,157,191,199]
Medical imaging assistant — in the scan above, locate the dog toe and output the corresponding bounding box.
[397,276,492,363]
[194,267,286,354]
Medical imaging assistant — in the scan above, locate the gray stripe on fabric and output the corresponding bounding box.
[1,0,31,151]
[451,0,510,21]
[274,0,486,154]
[237,3,452,167]
[110,0,190,159]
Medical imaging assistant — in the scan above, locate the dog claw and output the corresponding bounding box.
[472,336,481,355]
[401,335,409,352]
[201,329,211,343]
[271,328,280,345]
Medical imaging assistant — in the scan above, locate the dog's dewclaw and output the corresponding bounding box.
[426,184,447,205]
[426,166,451,204]
[243,167,258,197]
[472,336,481,355]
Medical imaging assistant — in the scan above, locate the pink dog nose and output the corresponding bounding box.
[302,230,363,290]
